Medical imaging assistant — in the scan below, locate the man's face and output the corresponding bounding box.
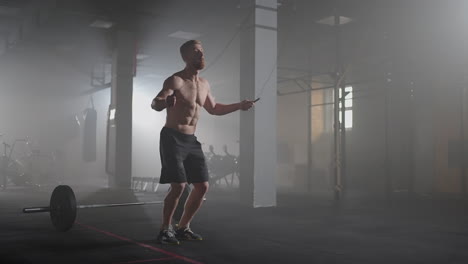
[185,44,205,70]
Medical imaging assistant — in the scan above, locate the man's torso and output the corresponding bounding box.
[165,72,209,134]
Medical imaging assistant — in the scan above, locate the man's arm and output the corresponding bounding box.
[151,76,178,111]
[204,86,255,116]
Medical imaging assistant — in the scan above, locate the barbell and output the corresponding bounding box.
[22,185,163,232]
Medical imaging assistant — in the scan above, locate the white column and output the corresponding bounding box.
[240,0,277,207]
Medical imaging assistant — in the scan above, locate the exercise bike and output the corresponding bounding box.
[1,136,31,190]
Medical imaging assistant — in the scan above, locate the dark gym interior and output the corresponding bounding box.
[1,0,468,263]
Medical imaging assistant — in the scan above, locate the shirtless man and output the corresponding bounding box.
[151,40,256,245]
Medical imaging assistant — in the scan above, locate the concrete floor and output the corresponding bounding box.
[1,185,468,264]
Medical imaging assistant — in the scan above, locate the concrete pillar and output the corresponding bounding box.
[108,30,135,188]
[239,0,277,207]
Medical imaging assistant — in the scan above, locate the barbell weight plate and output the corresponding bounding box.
[49,185,77,232]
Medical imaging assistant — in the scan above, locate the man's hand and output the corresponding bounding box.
[239,99,256,111]
[166,94,176,107]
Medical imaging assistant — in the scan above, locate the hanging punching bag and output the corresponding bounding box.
[83,107,97,162]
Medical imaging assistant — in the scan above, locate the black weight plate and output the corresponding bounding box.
[49,185,77,232]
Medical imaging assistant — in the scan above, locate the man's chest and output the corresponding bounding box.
[177,82,208,106]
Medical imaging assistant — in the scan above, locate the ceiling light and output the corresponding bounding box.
[168,31,201,40]
[136,53,150,60]
[90,19,113,29]
[316,16,353,26]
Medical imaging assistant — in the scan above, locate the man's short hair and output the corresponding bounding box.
[180,40,202,59]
